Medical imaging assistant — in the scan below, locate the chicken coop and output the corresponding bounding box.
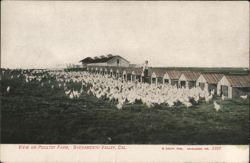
[217,75,250,98]
[178,71,201,88]
[196,73,224,94]
[163,73,171,84]
[148,68,166,84]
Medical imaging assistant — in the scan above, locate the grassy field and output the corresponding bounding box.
[1,69,249,144]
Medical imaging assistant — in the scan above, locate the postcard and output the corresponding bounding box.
[1,1,249,163]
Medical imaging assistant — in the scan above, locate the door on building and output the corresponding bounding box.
[123,74,127,81]
[180,81,186,87]
[199,83,205,90]
[117,59,120,67]
[152,78,156,84]
[171,80,178,87]
[189,81,196,88]
[136,76,140,82]
[221,85,228,97]
[164,79,169,84]
[209,84,217,94]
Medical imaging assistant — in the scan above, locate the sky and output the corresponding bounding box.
[1,1,249,69]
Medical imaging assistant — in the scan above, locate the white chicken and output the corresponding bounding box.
[6,86,10,93]
[183,101,192,108]
[221,94,225,101]
[213,101,221,112]
[240,95,248,100]
[69,92,74,99]
[205,94,213,103]
[44,70,209,110]
[65,90,71,95]
[116,102,123,110]
[210,89,215,96]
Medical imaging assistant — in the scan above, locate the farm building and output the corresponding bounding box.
[196,73,224,94]
[122,68,132,81]
[122,69,128,81]
[217,75,250,99]
[114,67,126,79]
[115,68,120,79]
[90,67,94,73]
[95,66,106,75]
[147,69,185,85]
[179,71,201,88]
[99,67,104,75]
[148,69,183,86]
[95,67,99,74]
[165,70,183,86]
[150,71,158,84]
[148,68,166,84]
[85,65,249,99]
[122,68,142,82]
[163,72,170,84]
[79,57,94,68]
[80,54,130,67]
[108,67,114,77]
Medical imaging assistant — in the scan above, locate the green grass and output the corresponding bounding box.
[0,69,249,144]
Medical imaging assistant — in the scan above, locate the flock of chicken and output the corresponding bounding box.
[2,69,248,111]
[47,71,222,111]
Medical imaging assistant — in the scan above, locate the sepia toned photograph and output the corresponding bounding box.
[0,1,249,162]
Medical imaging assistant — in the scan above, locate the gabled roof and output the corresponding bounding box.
[166,70,183,79]
[80,57,94,63]
[225,75,249,87]
[180,71,201,81]
[148,68,184,79]
[148,68,166,77]
[122,67,143,75]
[201,73,224,84]
[106,56,130,64]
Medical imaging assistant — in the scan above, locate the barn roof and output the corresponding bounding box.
[123,67,143,75]
[80,57,94,63]
[167,70,184,79]
[180,71,201,81]
[225,75,250,87]
[148,69,183,79]
[149,68,166,77]
[80,55,116,63]
[80,55,130,64]
[200,73,224,84]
